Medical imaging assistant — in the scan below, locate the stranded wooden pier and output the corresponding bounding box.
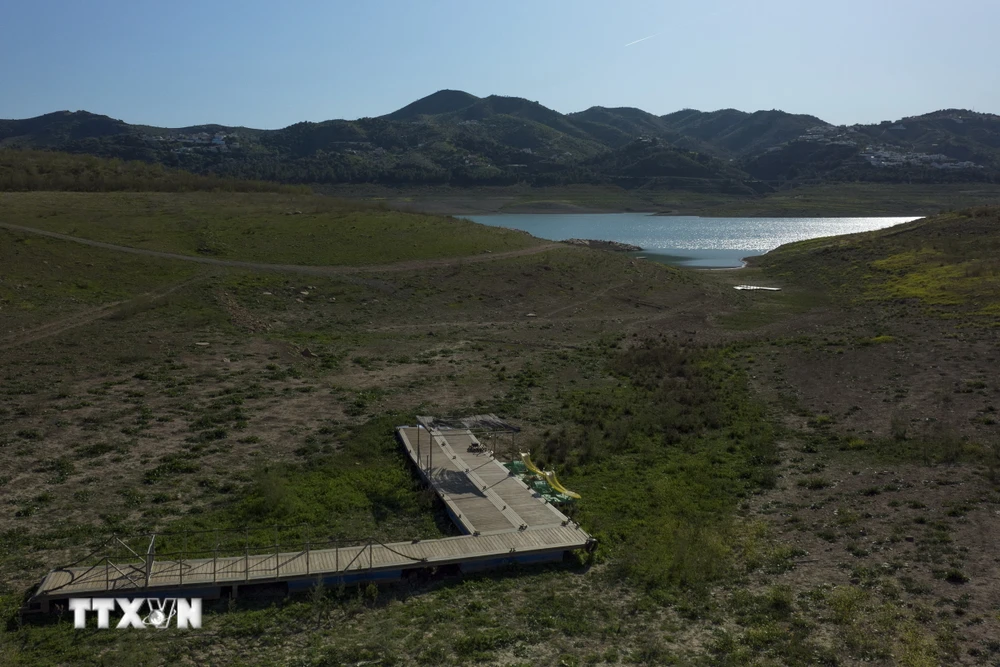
[25,417,592,615]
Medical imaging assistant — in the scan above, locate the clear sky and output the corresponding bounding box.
[3,0,997,128]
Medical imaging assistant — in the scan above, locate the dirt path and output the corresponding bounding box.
[544,281,631,318]
[0,274,212,350]
[0,222,567,275]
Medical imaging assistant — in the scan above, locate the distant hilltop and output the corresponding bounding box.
[2,92,998,191]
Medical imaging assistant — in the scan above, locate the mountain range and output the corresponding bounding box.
[2,90,999,192]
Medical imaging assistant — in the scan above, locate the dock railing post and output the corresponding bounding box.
[145,534,155,588]
[335,540,339,573]
[275,526,279,577]
[369,540,373,570]
[244,527,249,581]
[213,529,218,584]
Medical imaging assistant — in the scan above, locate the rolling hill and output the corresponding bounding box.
[2,91,999,191]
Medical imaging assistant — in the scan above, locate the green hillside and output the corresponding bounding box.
[756,205,1000,319]
[2,93,999,192]
[0,149,307,193]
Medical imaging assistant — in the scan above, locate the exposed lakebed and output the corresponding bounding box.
[463,213,921,267]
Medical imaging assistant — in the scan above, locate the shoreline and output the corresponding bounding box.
[700,262,749,271]
[563,238,643,252]
[456,209,924,218]
[394,201,926,218]
[320,182,1000,218]
[442,206,926,218]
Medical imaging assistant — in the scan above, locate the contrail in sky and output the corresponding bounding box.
[624,33,659,47]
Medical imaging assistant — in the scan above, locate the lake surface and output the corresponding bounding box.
[463,214,921,268]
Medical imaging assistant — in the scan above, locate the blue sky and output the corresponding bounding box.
[3,0,997,128]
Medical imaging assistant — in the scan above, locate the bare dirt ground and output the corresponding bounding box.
[745,315,1000,443]
[734,424,1000,665]
[392,198,654,215]
[315,184,666,215]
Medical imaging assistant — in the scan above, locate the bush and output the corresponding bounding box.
[543,342,777,594]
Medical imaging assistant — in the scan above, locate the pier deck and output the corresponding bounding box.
[396,426,572,534]
[26,424,590,613]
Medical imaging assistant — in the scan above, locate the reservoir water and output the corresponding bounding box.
[463,214,920,268]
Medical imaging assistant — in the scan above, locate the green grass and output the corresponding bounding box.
[867,248,1000,309]
[0,339,783,665]
[0,566,697,666]
[756,206,1000,322]
[149,413,451,555]
[73,340,777,593]
[529,342,778,594]
[716,280,828,330]
[0,191,543,266]
[5,188,995,665]
[0,226,200,323]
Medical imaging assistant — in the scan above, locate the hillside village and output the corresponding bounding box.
[143,131,241,154]
[860,147,979,170]
[787,122,983,170]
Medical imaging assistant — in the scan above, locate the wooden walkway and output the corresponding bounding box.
[397,426,572,535]
[34,525,589,599]
[26,425,591,612]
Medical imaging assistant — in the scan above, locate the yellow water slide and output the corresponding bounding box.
[519,453,582,499]
[520,452,544,475]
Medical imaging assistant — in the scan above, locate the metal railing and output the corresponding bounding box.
[41,527,431,595]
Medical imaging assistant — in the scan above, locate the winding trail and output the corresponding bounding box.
[0,222,566,275]
[0,222,570,349]
[0,275,214,350]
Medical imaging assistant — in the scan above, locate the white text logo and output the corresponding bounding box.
[69,598,202,629]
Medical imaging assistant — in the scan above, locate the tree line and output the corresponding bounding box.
[0,149,310,194]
